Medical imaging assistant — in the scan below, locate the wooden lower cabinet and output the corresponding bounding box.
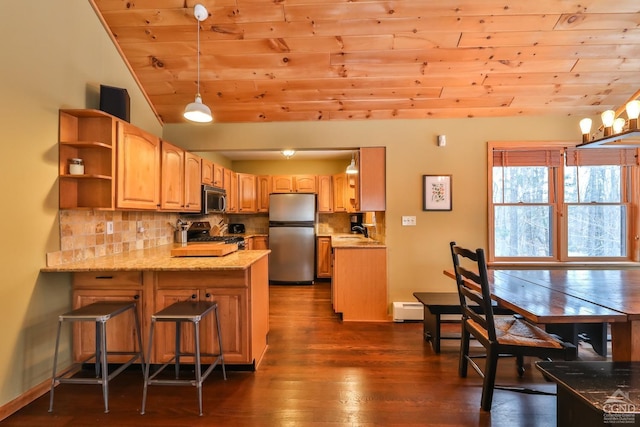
[244,237,253,251]
[316,237,332,278]
[154,266,266,367]
[69,256,269,369]
[253,236,268,250]
[332,247,388,321]
[153,287,247,364]
[71,272,144,363]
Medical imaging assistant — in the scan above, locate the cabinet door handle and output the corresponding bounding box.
[205,293,211,298]
[191,294,197,299]
[133,294,140,300]
[95,275,114,280]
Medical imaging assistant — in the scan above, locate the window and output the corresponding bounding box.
[489,144,637,262]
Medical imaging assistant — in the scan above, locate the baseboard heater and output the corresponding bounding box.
[392,302,424,322]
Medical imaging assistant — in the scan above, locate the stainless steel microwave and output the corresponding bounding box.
[202,185,226,214]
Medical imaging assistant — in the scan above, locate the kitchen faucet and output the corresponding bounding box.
[351,225,368,238]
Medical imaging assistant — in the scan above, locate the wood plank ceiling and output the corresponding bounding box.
[91,0,640,124]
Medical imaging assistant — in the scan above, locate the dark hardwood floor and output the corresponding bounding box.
[3,281,606,426]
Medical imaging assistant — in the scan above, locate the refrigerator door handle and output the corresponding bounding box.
[269,221,314,227]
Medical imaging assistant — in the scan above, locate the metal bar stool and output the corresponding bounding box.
[141,300,226,416]
[49,301,144,413]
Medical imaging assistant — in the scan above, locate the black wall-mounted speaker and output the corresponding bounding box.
[99,84,130,122]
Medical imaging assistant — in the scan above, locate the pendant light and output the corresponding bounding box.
[346,152,358,174]
[183,4,212,123]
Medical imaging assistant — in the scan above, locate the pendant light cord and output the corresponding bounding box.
[196,15,201,96]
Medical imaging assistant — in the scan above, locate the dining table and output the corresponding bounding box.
[444,268,640,362]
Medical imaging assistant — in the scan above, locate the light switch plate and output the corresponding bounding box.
[402,216,416,226]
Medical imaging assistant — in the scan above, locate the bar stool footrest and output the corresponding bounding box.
[146,353,224,385]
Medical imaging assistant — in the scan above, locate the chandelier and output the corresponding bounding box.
[577,90,640,148]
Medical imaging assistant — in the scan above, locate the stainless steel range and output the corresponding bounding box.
[187,221,245,249]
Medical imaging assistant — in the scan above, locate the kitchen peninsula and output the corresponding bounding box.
[41,246,270,370]
[330,235,388,322]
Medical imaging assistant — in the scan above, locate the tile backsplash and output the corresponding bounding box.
[317,213,352,234]
[46,209,384,267]
[47,210,220,267]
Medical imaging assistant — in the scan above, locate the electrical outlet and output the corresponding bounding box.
[402,216,417,226]
[106,221,114,235]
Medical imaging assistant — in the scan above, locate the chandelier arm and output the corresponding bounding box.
[593,88,640,132]
[614,88,640,118]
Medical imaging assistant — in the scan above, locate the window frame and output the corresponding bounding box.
[487,141,640,264]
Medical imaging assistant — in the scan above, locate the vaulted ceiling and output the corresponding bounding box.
[91,0,640,124]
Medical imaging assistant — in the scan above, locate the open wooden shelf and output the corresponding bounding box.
[59,110,116,209]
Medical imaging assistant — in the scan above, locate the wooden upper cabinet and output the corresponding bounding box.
[271,175,294,192]
[359,147,386,211]
[184,152,202,212]
[332,173,348,213]
[237,173,257,213]
[347,170,359,213]
[295,175,317,192]
[160,141,185,210]
[331,148,386,213]
[271,175,317,193]
[160,143,202,212]
[213,164,224,187]
[256,175,270,212]
[202,160,223,187]
[116,121,161,210]
[317,175,333,213]
[223,168,237,213]
[201,158,214,185]
[332,173,349,212]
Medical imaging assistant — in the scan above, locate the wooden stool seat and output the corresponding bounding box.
[141,300,226,416]
[48,301,144,413]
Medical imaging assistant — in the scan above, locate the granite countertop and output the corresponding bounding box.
[41,244,270,273]
[226,233,268,238]
[329,233,386,248]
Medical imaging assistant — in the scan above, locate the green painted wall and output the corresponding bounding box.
[0,0,160,409]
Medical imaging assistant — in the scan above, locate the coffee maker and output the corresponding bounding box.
[350,214,363,233]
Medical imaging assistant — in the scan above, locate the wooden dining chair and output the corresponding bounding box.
[449,242,577,411]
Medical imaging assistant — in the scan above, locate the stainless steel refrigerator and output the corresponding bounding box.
[268,193,316,284]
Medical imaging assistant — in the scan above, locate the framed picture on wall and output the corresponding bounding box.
[423,175,452,211]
